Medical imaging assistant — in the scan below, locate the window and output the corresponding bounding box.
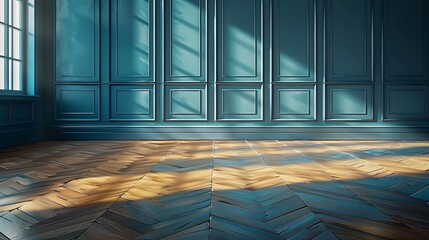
[0,0,34,94]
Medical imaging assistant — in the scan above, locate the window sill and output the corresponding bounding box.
[0,94,42,100]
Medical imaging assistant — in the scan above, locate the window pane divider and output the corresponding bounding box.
[1,0,30,93]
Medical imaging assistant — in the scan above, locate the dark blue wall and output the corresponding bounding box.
[0,4,45,149]
[3,0,429,146]
[0,96,44,148]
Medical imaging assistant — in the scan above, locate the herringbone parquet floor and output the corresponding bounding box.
[0,140,429,239]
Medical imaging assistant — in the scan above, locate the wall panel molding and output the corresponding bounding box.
[217,85,263,121]
[384,0,429,81]
[0,96,44,148]
[42,0,429,141]
[217,0,262,82]
[165,85,207,121]
[273,0,315,82]
[326,85,373,121]
[46,126,429,140]
[110,85,155,121]
[326,0,372,82]
[0,102,10,125]
[165,0,206,82]
[55,0,100,82]
[0,127,45,149]
[384,85,429,120]
[111,0,154,82]
[55,85,100,121]
[272,85,315,121]
[11,102,34,124]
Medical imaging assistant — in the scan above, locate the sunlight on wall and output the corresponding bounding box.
[118,0,149,76]
[171,0,201,77]
[279,53,308,77]
[223,24,256,76]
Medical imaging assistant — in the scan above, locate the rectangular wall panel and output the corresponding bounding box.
[217,0,262,82]
[273,0,314,82]
[165,85,207,120]
[273,85,315,120]
[165,0,206,82]
[0,102,9,125]
[11,102,34,124]
[384,0,429,81]
[55,85,100,120]
[111,0,153,81]
[217,85,262,120]
[326,0,372,82]
[47,0,429,135]
[110,85,155,120]
[326,85,373,120]
[384,85,429,120]
[56,0,99,82]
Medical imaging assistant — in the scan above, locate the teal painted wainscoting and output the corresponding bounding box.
[41,0,429,140]
[0,4,45,148]
[0,96,44,148]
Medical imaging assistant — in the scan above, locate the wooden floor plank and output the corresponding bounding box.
[0,140,428,239]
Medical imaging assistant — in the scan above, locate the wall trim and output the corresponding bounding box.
[0,127,45,149]
[46,126,429,140]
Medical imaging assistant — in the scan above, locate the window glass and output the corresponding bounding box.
[13,29,21,59]
[8,28,12,57]
[8,59,11,88]
[28,1,34,33]
[13,60,20,90]
[0,24,4,56]
[0,0,31,92]
[13,0,22,29]
[8,0,12,24]
[0,0,4,23]
[0,57,4,89]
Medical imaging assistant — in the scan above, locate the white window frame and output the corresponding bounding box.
[0,0,34,95]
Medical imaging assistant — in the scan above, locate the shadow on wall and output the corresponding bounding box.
[118,0,150,76]
[57,0,95,75]
[171,0,202,77]
[52,0,429,141]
